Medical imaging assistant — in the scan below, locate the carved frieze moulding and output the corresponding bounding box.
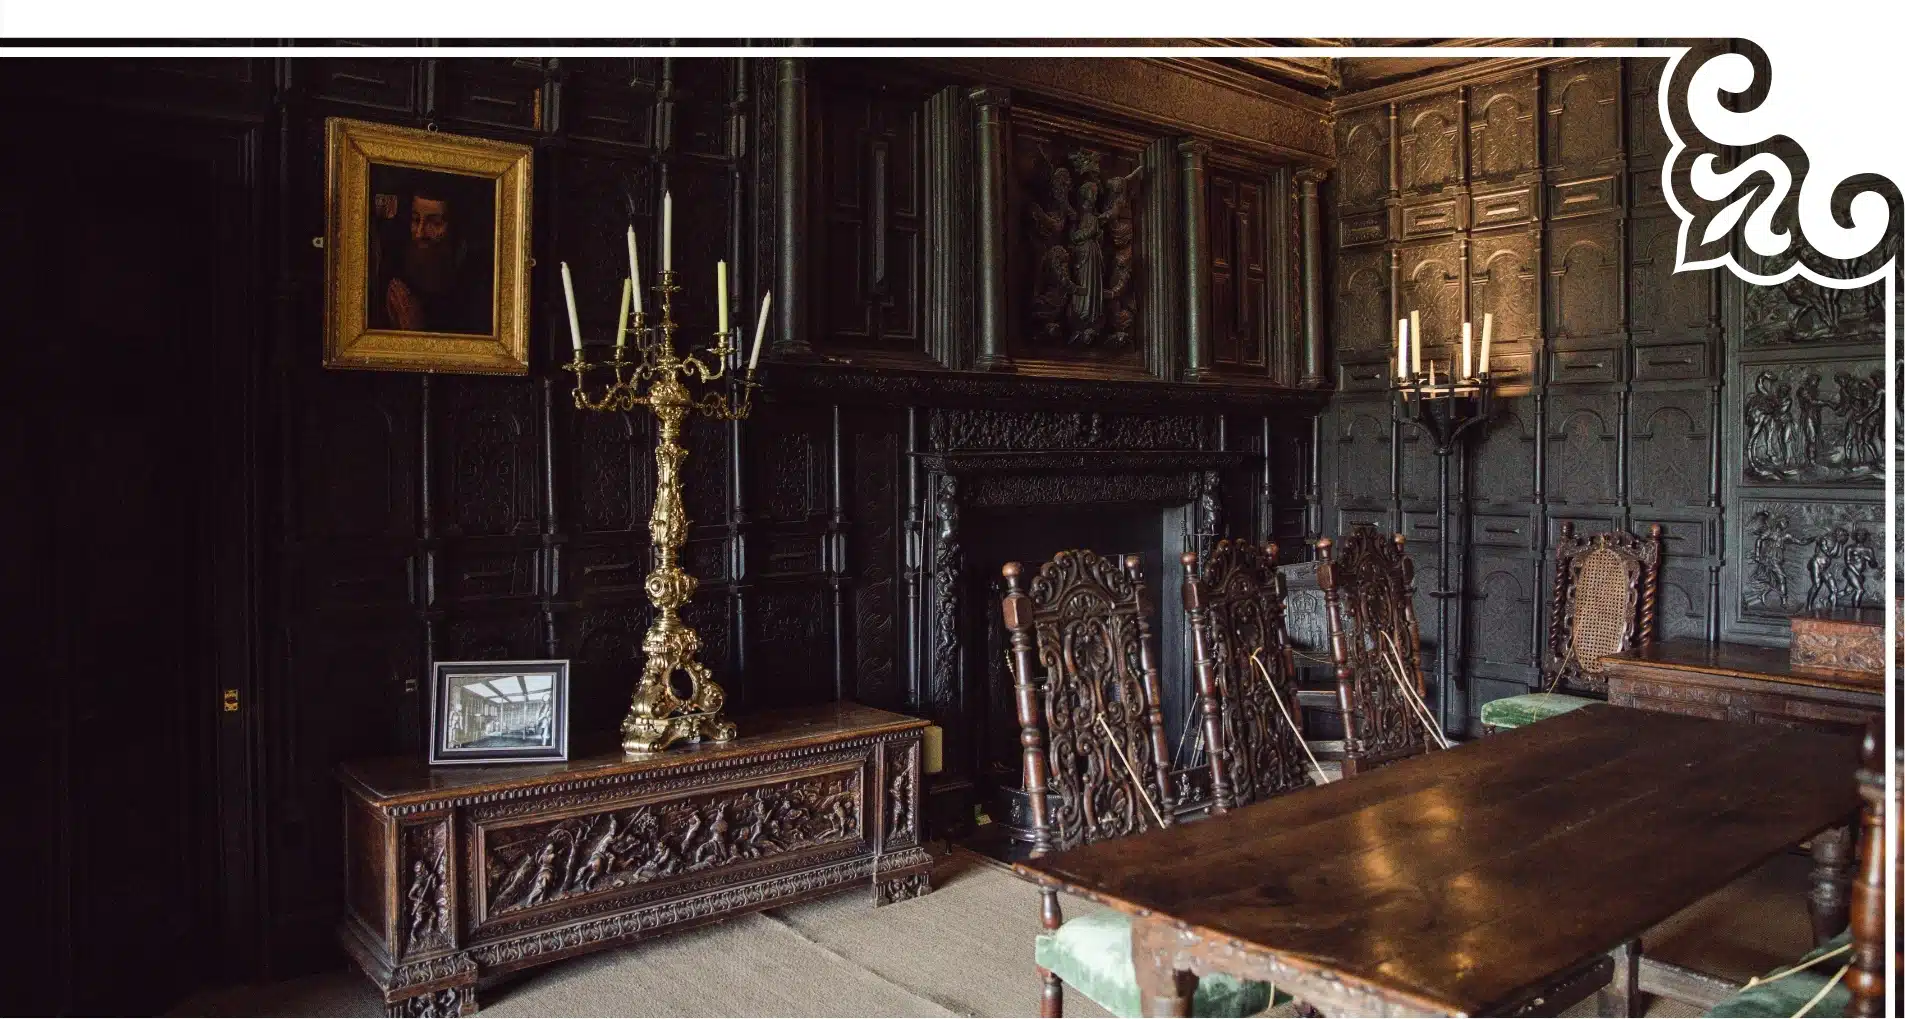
[1029,146,1145,351]
[1743,500,1883,616]
[928,407,1203,453]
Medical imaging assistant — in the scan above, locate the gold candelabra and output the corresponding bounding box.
[564,269,758,754]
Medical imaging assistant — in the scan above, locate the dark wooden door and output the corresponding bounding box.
[4,104,261,1013]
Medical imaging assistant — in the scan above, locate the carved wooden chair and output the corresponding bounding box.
[1315,526,1432,778]
[1478,523,1661,733]
[1701,724,1886,1017]
[1002,550,1276,1019]
[1182,541,1314,809]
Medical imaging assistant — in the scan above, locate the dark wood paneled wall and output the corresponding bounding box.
[3,52,1330,1010]
[1317,46,1891,736]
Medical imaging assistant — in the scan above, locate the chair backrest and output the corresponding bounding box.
[1182,540,1313,809]
[1316,525,1430,776]
[1545,523,1662,694]
[1001,550,1174,857]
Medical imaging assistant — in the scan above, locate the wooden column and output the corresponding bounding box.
[775,57,809,355]
[1297,168,1328,388]
[1179,139,1212,380]
[971,87,1011,370]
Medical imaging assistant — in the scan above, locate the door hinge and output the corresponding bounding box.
[223,689,241,713]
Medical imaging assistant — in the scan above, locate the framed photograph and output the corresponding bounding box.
[428,660,570,765]
[324,117,533,374]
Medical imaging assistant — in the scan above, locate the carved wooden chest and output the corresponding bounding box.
[337,703,932,1016]
[1603,638,1881,737]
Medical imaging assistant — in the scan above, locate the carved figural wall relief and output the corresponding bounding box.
[1743,365,1884,484]
[1744,505,1883,614]
[483,772,860,917]
[1029,147,1144,350]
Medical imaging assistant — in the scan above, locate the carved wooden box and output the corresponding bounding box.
[337,703,932,1017]
[1789,611,1884,676]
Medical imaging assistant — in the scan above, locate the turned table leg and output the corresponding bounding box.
[1130,916,1199,1017]
[1595,940,1641,1018]
[1809,824,1854,946]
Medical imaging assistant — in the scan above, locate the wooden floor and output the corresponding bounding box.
[178,841,1815,1017]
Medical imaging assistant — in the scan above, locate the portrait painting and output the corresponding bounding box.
[428,660,571,765]
[325,118,532,374]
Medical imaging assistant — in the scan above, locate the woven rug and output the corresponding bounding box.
[177,846,1812,1017]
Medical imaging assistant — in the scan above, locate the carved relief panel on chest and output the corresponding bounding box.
[337,707,934,1017]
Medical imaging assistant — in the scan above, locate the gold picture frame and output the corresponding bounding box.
[324,117,533,374]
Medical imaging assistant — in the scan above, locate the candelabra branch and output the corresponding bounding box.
[567,267,761,754]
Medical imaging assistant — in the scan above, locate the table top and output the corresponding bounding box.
[1013,703,1860,1017]
[339,701,926,807]
[1605,637,1883,693]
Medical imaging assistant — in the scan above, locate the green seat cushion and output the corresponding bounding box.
[1034,909,1283,1017]
[1706,930,1853,1017]
[1480,692,1598,730]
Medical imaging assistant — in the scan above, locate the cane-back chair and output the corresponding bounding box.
[1002,550,1275,1019]
[1479,523,1661,733]
[1316,526,1432,778]
[1182,541,1314,809]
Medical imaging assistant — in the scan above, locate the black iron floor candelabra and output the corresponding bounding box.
[1393,371,1494,735]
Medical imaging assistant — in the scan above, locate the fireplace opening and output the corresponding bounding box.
[962,499,1201,854]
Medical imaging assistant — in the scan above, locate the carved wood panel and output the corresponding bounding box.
[851,419,903,709]
[1545,395,1621,507]
[1469,552,1536,668]
[1398,92,1461,194]
[1335,108,1389,210]
[1630,389,1713,508]
[1546,61,1622,174]
[1468,74,1539,182]
[811,77,927,353]
[1331,401,1392,505]
[1547,216,1624,341]
[1008,112,1149,362]
[1472,404,1537,506]
[1740,359,1885,486]
[1398,240,1464,366]
[1469,228,1539,350]
[438,377,542,538]
[1629,214,1715,342]
[1739,499,1884,618]
[1208,165,1272,370]
[1333,246,1389,361]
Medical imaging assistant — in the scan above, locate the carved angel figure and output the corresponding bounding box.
[1029,147,1144,350]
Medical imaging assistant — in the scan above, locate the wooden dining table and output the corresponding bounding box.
[1013,703,1861,1017]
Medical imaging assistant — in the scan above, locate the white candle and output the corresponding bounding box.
[1397,318,1410,380]
[560,262,583,352]
[1409,309,1422,376]
[661,191,673,272]
[1461,321,1473,379]
[626,226,643,316]
[615,277,631,350]
[748,291,773,372]
[1480,312,1494,374]
[716,261,729,335]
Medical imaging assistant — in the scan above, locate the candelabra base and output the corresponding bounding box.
[622,708,737,755]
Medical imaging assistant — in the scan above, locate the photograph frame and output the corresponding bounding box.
[324,117,533,374]
[427,659,571,765]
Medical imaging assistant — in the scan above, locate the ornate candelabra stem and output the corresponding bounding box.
[567,268,757,754]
